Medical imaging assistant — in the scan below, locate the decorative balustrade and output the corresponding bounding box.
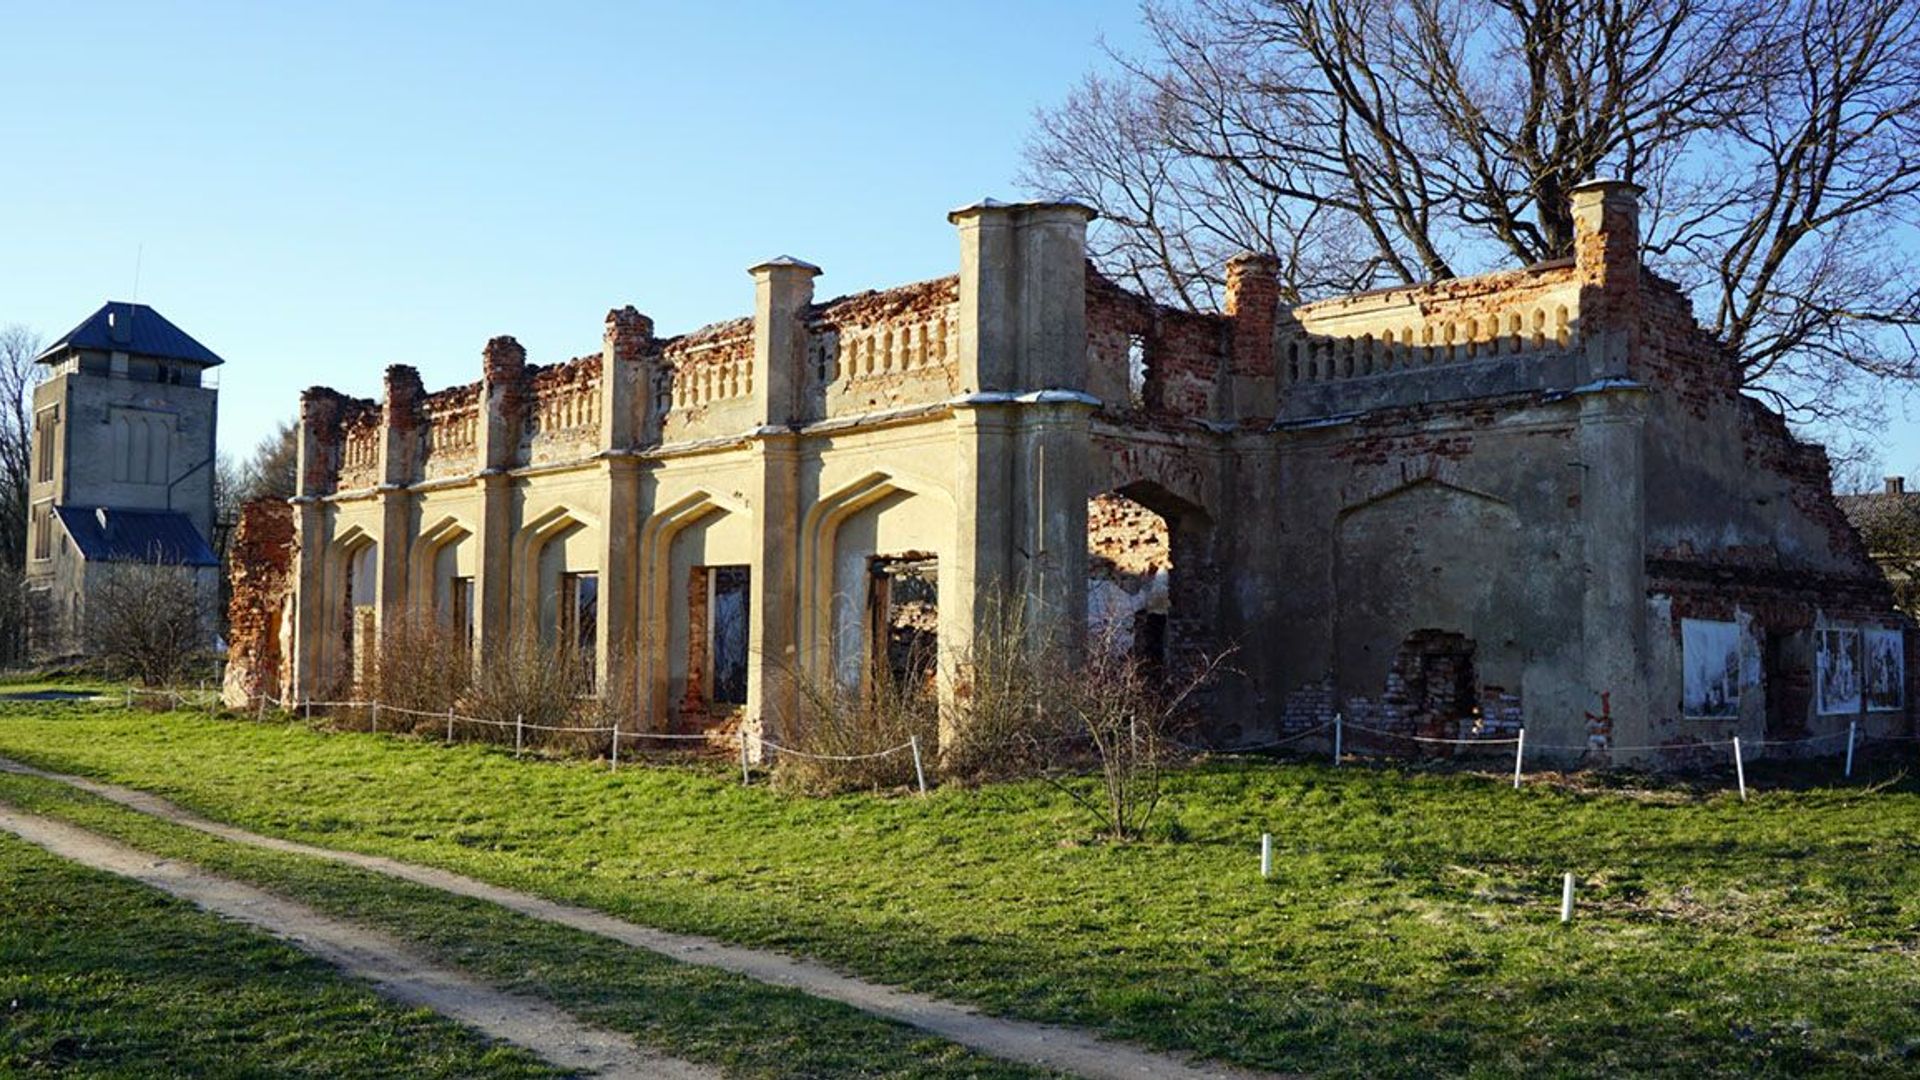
[812,307,955,386]
[1283,275,1580,387]
[530,378,601,436]
[421,393,479,478]
[664,332,754,411]
[336,414,383,490]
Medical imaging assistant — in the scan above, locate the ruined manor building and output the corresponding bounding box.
[227,183,1913,765]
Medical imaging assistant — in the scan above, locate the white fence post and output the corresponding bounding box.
[514,713,524,758]
[370,701,380,733]
[446,706,455,745]
[740,736,751,786]
[304,697,312,722]
[1513,728,1526,790]
[909,734,928,794]
[1332,712,1343,766]
[1845,720,1857,779]
[610,725,620,772]
[1560,872,1575,923]
[1732,736,1747,802]
[1260,833,1272,878]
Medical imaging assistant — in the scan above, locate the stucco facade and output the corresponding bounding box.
[232,185,1914,767]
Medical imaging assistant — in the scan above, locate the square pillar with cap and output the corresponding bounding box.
[743,256,818,755]
[942,200,1099,746]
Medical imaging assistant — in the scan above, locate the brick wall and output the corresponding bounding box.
[221,499,296,707]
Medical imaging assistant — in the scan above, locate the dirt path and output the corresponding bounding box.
[0,756,1282,1080]
[0,804,717,1080]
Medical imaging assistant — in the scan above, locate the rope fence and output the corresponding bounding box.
[94,686,1917,803]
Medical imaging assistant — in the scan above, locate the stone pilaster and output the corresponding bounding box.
[943,200,1098,747]
[597,306,653,711]
[742,258,817,756]
[474,336,526,662]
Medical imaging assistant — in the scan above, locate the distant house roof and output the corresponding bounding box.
[53,507,218,567]
[35,302,225,367]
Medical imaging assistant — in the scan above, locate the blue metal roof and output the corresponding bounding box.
[35,302,225,367]
[53,506,218,567]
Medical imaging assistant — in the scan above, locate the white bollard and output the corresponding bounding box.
[1560,872,1575,923]
[514,713,524,758]
[909,734,928,794]
[1845,720,1857,779]
[1332,712,1343,766]
[1260,833,1273,878]
[740,737,751,786]
[1513,728,1526,790]
[1732,736,1747,802]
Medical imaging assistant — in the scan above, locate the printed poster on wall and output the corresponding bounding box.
[1681,618,1740,718]
[1818,627,1862,715]
[1865,628,1905,712]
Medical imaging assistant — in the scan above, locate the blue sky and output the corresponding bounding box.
[3,1,1914,483]
[1,1,1148,459]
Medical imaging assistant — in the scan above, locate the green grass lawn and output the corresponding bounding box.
[3,702,1919,1077]
[0,830,562,1079]
[0,771,1047,1079]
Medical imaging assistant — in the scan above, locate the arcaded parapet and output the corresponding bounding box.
[222,499,296,707]
[420,382,481,481]
[524,357,602,465]
[335,406,384,491]
[807,276,959,419]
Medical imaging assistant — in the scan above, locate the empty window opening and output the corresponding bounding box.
[560,571,598,693]
[867,554,938,696]
[1126,334,1148,409]
[448,575,474,652]
[707,565,750,706]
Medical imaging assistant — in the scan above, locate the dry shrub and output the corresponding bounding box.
[369,614,470,734]
[936,594,1055,783]
[84,561,215,687]
[463,628,604,756]
[775,663,937,795]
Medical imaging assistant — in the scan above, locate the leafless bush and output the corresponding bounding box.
[1032,623,1227,842]
[0,564,28,670]
[775,658,937,796]
[937,594,1055,783]
[463,628,601,755]
[369,614,470,734]
[84,562,213,686]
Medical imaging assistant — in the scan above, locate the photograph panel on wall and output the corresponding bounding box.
[1681,618,1741,718]
[1817,627,1863,715]
[1864,628,1905,712]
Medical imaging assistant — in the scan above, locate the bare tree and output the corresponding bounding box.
[1025,0,1920,430]
[233,420,299,505]
[0,325,43,571]
[85,561,214,686]
[1847,489,1920,614]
